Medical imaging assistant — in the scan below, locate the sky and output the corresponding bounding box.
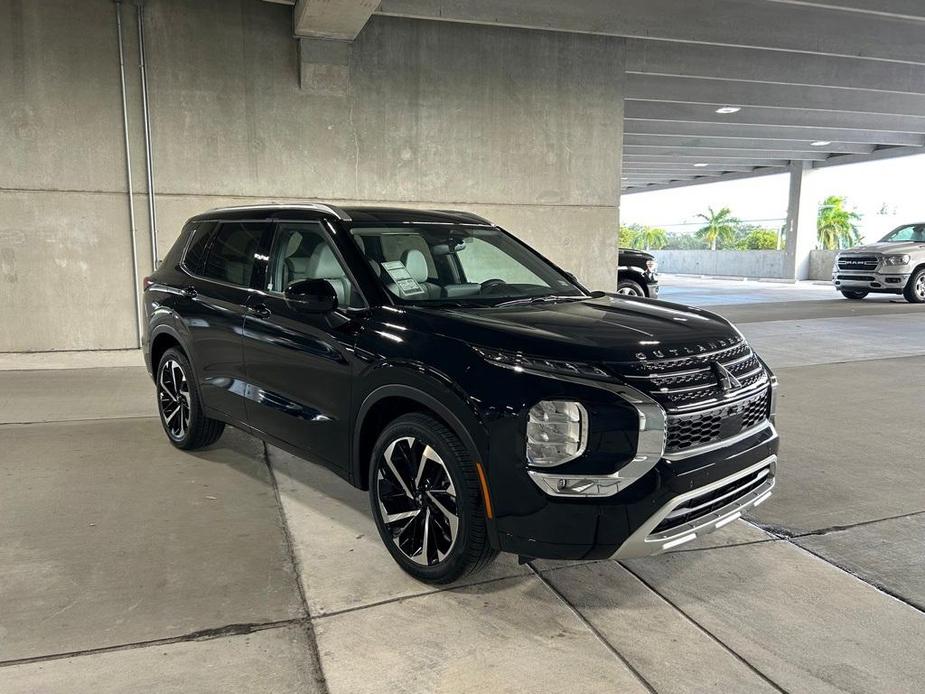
[621,152,925,244]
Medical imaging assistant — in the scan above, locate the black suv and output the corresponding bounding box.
[144,204,779,584]
[617,247,659,298]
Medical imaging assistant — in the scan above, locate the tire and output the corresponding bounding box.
[903,267,925,303]
[155,347,225,450]
[840,289,868,300]
[369,413,498,584]
[617,279,646,297]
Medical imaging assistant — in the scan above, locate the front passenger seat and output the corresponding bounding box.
[402,249,441,299]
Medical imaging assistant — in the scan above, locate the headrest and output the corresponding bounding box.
[402,249,428,283]
[306,245,344,278]
[285,232,303,257]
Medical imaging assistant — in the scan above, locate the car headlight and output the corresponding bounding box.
[883,254,911,266]
[472,346,609,379]
[526,400,588,467]
[646,259,658,273]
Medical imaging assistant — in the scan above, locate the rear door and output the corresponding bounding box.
[242,220,365,470]
[182,220,270,422]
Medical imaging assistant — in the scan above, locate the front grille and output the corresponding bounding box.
[837,255,879,272]
[665,389,769,453]
[652,465,772,535]
[836,274,874,282]
[611,337,767,411]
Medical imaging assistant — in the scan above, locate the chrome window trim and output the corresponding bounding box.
[612,455,776,559]
[201,202,351,221]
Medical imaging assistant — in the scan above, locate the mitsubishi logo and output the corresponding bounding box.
[713,362,742,392]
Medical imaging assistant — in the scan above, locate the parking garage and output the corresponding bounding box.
[2,1,925,692]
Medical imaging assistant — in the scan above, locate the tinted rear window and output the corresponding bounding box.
[183,221,217,274]
[200,222,265,286]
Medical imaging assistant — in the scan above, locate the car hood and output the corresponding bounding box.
[841,242,925,255]
[413,295,742,364]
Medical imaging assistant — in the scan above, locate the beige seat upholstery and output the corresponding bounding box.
[305,244,351,307]
[402,249,441,299]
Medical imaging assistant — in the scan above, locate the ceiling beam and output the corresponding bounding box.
[624,134,874,154]
[293,0,378,39]
[375,0,925,64]
[625,155,791,166]
[623,120,925,147]
[626,74,925,117]
[622,167,790,194]
[625,39,925,94]
[625,145,829,160]
[624,101,925,133]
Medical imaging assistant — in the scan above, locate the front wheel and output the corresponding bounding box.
[369,413,498,584]
[840,289,868,300]
[903,268,925,303]
[156,347,225,450]
[617,279,646,297]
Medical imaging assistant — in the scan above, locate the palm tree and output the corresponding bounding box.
[817,195,861,250]
[695,207,741,250]
[635,226,668,250]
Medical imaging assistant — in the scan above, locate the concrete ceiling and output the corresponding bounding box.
[266,0,925,193]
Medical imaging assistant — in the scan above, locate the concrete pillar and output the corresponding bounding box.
[782,161,819,281]
[299,38,351,96]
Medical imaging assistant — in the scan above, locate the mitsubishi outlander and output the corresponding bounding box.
[144,204,779,584]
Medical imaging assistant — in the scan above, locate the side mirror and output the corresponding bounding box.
[285,278,338,313]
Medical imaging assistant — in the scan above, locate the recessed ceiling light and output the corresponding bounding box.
[811,140,832,147]
[715,106,741,114]
[694,163,709,167]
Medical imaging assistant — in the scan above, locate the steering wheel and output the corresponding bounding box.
[480,279,508,295]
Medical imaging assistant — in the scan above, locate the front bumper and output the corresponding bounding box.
[833,269,910,293]
[493,422,779,560]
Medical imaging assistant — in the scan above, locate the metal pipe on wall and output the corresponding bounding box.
[115,0,144,347]
[137,0,159,268]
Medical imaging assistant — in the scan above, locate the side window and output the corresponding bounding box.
[270,223,364,308]
[183,221,217,274]
[200,222,265,287]
[456,237,545,285]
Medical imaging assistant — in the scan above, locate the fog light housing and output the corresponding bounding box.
[526,400,588,467]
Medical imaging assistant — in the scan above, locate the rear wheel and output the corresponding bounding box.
[840,289,868,300]
[156,347,224,450]
[617,279,646,297]
[903,268,925,303]
[369,413,497,584]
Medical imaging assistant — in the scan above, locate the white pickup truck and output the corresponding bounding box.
[833,223,925,303]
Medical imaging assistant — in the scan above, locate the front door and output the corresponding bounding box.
[242,221,364,470]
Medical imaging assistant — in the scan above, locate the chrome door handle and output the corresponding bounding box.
[181,286,197,298]
[248,304,271,318]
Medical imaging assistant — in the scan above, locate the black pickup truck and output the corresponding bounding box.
[618,248,659,298]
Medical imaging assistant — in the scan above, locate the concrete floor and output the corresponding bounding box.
[2,277,924,692]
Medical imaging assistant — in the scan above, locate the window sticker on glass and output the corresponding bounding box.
[381,260,426,297]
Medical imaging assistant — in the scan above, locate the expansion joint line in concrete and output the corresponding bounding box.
[616,562,790,694]
[262,442,330,694]
[526,563,659,694]
[746,519,925,617]
[0,618,304,669]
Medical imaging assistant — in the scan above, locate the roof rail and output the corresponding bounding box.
[436,210,494,225]
[202,202,351,221]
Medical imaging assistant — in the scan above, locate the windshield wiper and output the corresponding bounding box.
[493,294,586,308]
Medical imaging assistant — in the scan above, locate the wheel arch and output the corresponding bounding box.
[149,326,188,378]
[352,384,485,491]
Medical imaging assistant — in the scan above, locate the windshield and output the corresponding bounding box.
[879,224,925,243]
[350,225,585,305]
